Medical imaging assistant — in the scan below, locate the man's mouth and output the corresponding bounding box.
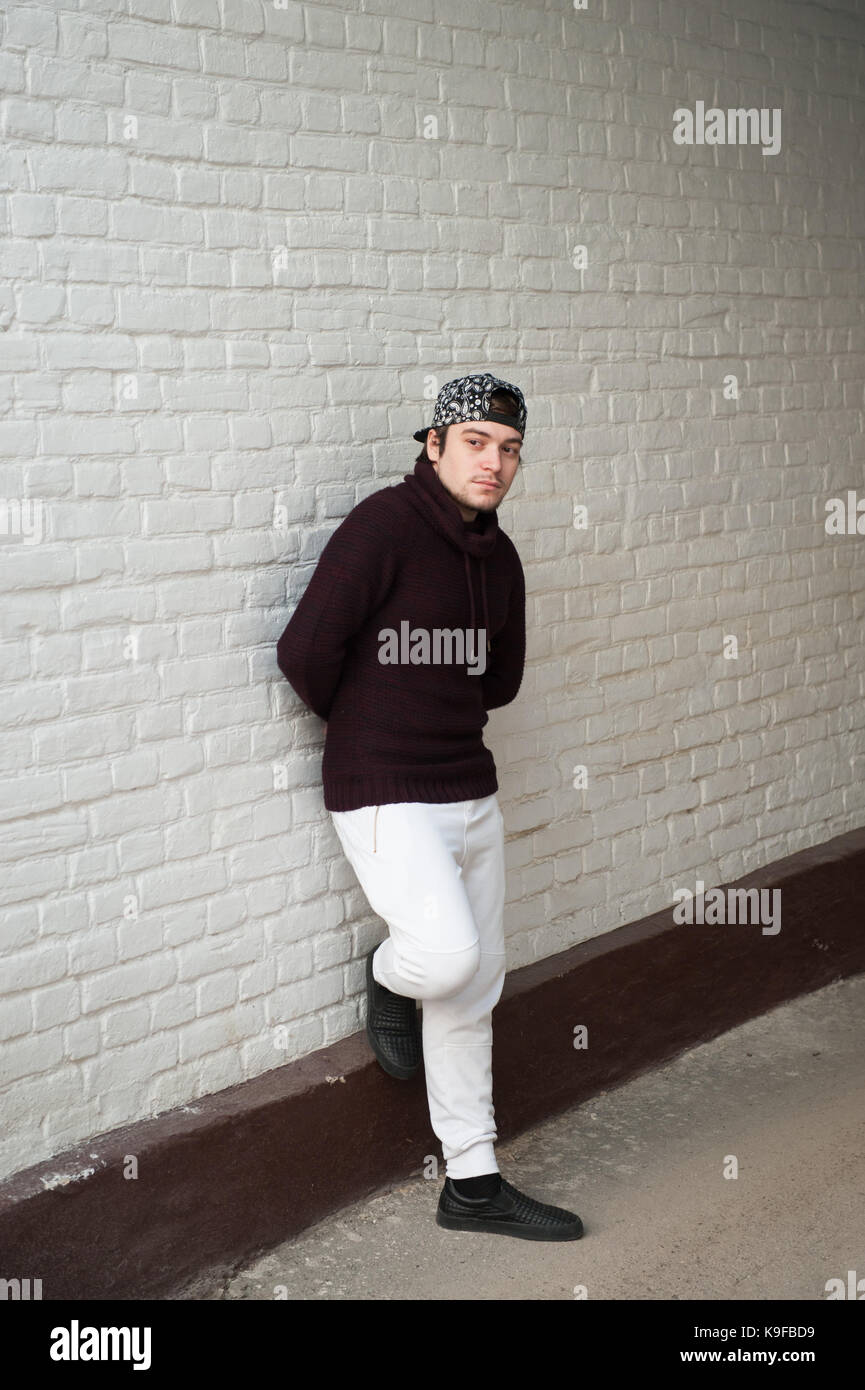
[475,480,500,489]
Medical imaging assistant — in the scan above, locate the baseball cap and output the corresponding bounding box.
[413,373,527,442]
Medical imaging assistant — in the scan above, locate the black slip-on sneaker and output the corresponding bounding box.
[436,1176,584,1241]
[365,947,422,1079]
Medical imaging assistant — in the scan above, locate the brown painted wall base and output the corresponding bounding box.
[2,825,864,1300]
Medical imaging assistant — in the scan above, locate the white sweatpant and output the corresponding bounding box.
[330,795,507,1179]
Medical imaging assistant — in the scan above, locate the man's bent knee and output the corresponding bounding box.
[416,940,481,999]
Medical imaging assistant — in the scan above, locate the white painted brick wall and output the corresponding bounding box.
[1,0,864,1182]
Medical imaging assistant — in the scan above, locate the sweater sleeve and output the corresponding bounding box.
[276,494,398,721]
[481,550,526,712]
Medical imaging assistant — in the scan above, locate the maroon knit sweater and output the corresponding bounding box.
[276,456,526,811]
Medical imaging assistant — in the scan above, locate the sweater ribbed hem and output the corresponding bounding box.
[323,769,498,813]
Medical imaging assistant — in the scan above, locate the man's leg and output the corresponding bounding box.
[419,794,506,1179]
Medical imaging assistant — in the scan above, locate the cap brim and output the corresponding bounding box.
[413,427,431,441]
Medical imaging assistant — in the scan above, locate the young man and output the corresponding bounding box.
[276,373,583,1241]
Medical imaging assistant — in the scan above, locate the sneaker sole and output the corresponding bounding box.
[365,1019,420,1079]
[436,1209,583,1240]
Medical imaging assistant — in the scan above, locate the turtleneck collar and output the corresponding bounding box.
[402,456,498,556]
[402,456,497,663]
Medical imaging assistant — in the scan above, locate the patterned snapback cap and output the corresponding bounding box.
[413,373,527,442]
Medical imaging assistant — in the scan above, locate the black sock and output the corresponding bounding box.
[451,1171,501,1198]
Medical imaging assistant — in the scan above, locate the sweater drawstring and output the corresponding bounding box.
[464,554,475,662]
[480,561,490,653]
[464,554,491,664]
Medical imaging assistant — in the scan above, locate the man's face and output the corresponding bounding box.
[426,420,522,522]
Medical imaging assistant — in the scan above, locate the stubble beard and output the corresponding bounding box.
[436,471,501,516]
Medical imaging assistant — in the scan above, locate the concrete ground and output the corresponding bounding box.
[193,973,865,1301]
